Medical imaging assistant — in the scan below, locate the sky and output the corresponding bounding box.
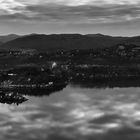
[0,0,140,36]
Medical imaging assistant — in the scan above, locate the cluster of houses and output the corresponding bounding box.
[0,49,37,57]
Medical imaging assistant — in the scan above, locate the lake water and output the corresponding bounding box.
[0,85,140,140]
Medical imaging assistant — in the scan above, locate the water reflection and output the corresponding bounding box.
[0,91,28,105]
[71,79,140,88]
[0,83,67,105]
[0,85,139,139]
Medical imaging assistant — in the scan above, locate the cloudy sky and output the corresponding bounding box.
[0,0,140,36]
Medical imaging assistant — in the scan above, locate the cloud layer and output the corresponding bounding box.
[1,86,140,139]
[0,0,140,24]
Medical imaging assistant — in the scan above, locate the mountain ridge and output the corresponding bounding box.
[0,33,140,52]
[0,34,127,52]
[0,34,20,43]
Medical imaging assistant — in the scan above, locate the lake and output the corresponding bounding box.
[0,85,140,140]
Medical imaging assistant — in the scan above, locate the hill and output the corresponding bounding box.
[0,34,128,52]
[123,36,140,46]
[0,34,20,43]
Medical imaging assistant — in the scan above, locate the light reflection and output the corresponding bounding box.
[0,86,139,139]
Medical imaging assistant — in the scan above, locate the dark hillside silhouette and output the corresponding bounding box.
[0,34,128,52]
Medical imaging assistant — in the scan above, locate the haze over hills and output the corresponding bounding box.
[0,33,140,52]
[0,34,20,43]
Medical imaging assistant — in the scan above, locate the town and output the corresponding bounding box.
[0,43,140,85]
[0,43,140,104]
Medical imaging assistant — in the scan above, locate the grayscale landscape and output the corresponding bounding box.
[0,0,140,140]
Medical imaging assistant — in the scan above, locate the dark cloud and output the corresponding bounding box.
[0,2,140,24]
[0,1,140,35]
[3,4,139,24]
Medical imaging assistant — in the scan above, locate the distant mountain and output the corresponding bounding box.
[0,34,20,43]
[86,33,114,38]
[0,34,128,52]
[86,33,128,40]
[123,36,140,46]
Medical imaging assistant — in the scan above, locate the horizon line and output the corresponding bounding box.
[0,33,140,38]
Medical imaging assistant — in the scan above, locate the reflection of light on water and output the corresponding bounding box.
[61,87,140,136]
[51,102,67,108]
[65,91,123,135]
[69,109,104,119]
[0,86,140,139]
